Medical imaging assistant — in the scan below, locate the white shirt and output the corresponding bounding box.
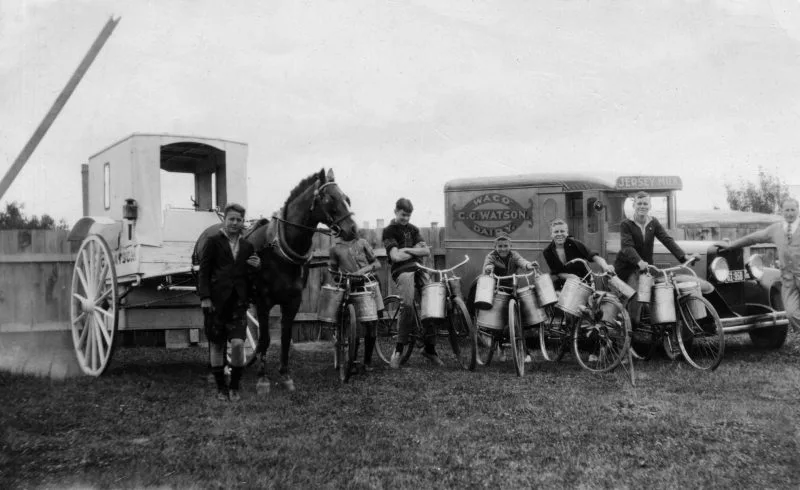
[634,216,653,235]
[220,228,241,258]
[784,218,800,234]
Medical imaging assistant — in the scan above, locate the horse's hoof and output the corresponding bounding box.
[256,377,271,396]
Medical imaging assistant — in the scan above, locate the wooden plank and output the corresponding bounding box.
[0,253,75,263]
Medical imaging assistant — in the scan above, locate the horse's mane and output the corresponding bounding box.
[284,169,326,208]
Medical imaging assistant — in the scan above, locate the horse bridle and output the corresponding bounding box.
[272,180,354,265]
[310,182,354,236]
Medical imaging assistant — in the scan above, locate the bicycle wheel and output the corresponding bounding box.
[573,295,631,373]
[375,295,402,365]
[677,295,724,371]
[630,303,659,361]
[539,305,569,362]
[448,297,478,371]
[338,304,356,383]
[400,301,422,365]
[508,299,525,377]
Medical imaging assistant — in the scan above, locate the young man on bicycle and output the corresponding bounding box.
[198,203,261,402]
[481,233,538,362]
[614,191,699,327]
[381,197,438,368]
[328,230,382,372]
[542,219,614,288]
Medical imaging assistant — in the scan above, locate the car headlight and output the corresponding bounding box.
[746,254,764,280]
[710,257,730,282]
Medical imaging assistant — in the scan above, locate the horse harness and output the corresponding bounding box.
[263,181,354,266]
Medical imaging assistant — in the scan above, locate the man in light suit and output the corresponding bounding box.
[716,197,800,332]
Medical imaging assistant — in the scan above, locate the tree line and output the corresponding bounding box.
[0,202,68,231]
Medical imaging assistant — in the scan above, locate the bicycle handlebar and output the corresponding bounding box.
[564,258,614,277]
[491,270,536,281]
[645,256,699,277]
[417,255,470,275]
[328,269,372,280]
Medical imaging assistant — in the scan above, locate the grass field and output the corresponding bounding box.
[2,332,800,489]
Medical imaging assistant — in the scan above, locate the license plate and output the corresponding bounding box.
[728,269,745,282]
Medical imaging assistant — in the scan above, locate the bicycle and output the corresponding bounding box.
[475,270,544,377]
[319,270,378,383]
[628,259,725,371]
[538,258,632,373]
[374,256,477,370]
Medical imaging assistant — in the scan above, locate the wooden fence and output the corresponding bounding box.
[0,226,445,343]
[0,230,77,333]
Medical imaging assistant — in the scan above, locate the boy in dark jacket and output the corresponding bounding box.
[198,203,260,402]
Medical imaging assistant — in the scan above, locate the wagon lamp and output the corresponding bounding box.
[123,198,138,241]
[710,257,730,282]
[746,254,765,280]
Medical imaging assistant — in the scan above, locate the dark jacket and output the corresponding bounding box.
[382,220,424,279]
[614,217,686,281]
[198,230,256,308]
[543,237,597,278]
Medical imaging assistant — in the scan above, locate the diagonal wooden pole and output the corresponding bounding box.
[0,16,121,201]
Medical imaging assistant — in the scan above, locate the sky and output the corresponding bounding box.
[1,0,800,228]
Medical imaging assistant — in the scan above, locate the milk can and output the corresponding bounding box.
[534,272,558,306]
[474,275,496,310]
[637,272,654,303]
[675,281,706,319]
[476,291,511,330]
[517,286,547,326]
[557,277,592,316]
[650,283,676,324]
[351,290,378,322]
[420,282,447,321]
[317,285,345,323]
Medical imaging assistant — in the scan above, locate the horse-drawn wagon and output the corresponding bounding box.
[67,133,250,375]
[67,133,358,386]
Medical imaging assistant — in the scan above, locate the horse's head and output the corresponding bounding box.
[313,169,357,240]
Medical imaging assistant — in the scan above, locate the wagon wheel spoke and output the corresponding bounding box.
[94,287,113,305]
[75,267,90,297]
[94,305,114,319]
[72,311,87,326]
[93,310,112,345]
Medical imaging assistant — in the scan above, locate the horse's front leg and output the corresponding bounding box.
[252,291,273,395]
[277,299,301,391]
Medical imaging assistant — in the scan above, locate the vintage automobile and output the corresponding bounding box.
[443,173,789,348]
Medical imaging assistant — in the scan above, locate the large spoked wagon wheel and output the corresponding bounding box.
[508,299,525,377]
[539,306,569,362]
[448,297,477,371]
[677,295,724,371]
[70,235,119,376]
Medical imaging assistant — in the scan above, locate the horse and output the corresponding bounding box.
[245,168,356,391]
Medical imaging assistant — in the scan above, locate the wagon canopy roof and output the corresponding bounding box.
[444,173,617,192]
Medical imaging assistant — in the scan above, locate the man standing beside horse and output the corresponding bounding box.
[198,203,261,402]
